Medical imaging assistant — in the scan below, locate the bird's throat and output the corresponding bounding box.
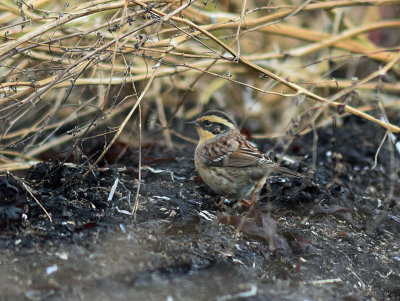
[196,128,217,144]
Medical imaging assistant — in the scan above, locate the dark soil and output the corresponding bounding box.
[1,116,399,301]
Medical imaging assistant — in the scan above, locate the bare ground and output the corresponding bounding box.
[0,116,399,301]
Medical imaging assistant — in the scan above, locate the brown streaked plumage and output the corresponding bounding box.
[191,110,300,205]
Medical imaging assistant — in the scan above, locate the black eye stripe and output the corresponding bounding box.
[200,121,229,134]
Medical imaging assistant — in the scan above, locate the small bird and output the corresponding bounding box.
[190,110,300,206]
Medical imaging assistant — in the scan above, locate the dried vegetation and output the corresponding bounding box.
[0,0,399,171]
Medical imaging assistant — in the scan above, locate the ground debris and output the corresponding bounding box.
[0,116,399,300]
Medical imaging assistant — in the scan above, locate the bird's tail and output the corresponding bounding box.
[275,166,302,178]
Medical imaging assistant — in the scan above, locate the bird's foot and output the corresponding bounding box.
[240,191,256,207]
[216,196,227,210]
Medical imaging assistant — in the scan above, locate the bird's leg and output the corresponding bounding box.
[241,177,265,207]
[217,196,226,208]
[241,191,256,207]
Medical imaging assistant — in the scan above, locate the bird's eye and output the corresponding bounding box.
[203,120,211,126]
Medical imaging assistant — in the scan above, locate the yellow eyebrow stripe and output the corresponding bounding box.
[197,116,235,128]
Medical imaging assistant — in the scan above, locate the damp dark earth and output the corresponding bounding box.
[1,116,399,301]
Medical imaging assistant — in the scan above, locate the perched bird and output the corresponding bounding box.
[190,110,300,206]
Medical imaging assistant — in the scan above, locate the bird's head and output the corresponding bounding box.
[190,110,236,144]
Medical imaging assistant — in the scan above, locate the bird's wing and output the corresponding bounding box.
[199,131,274,168]
[225,146,274,167]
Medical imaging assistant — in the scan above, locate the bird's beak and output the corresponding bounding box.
[186,120,198,127]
